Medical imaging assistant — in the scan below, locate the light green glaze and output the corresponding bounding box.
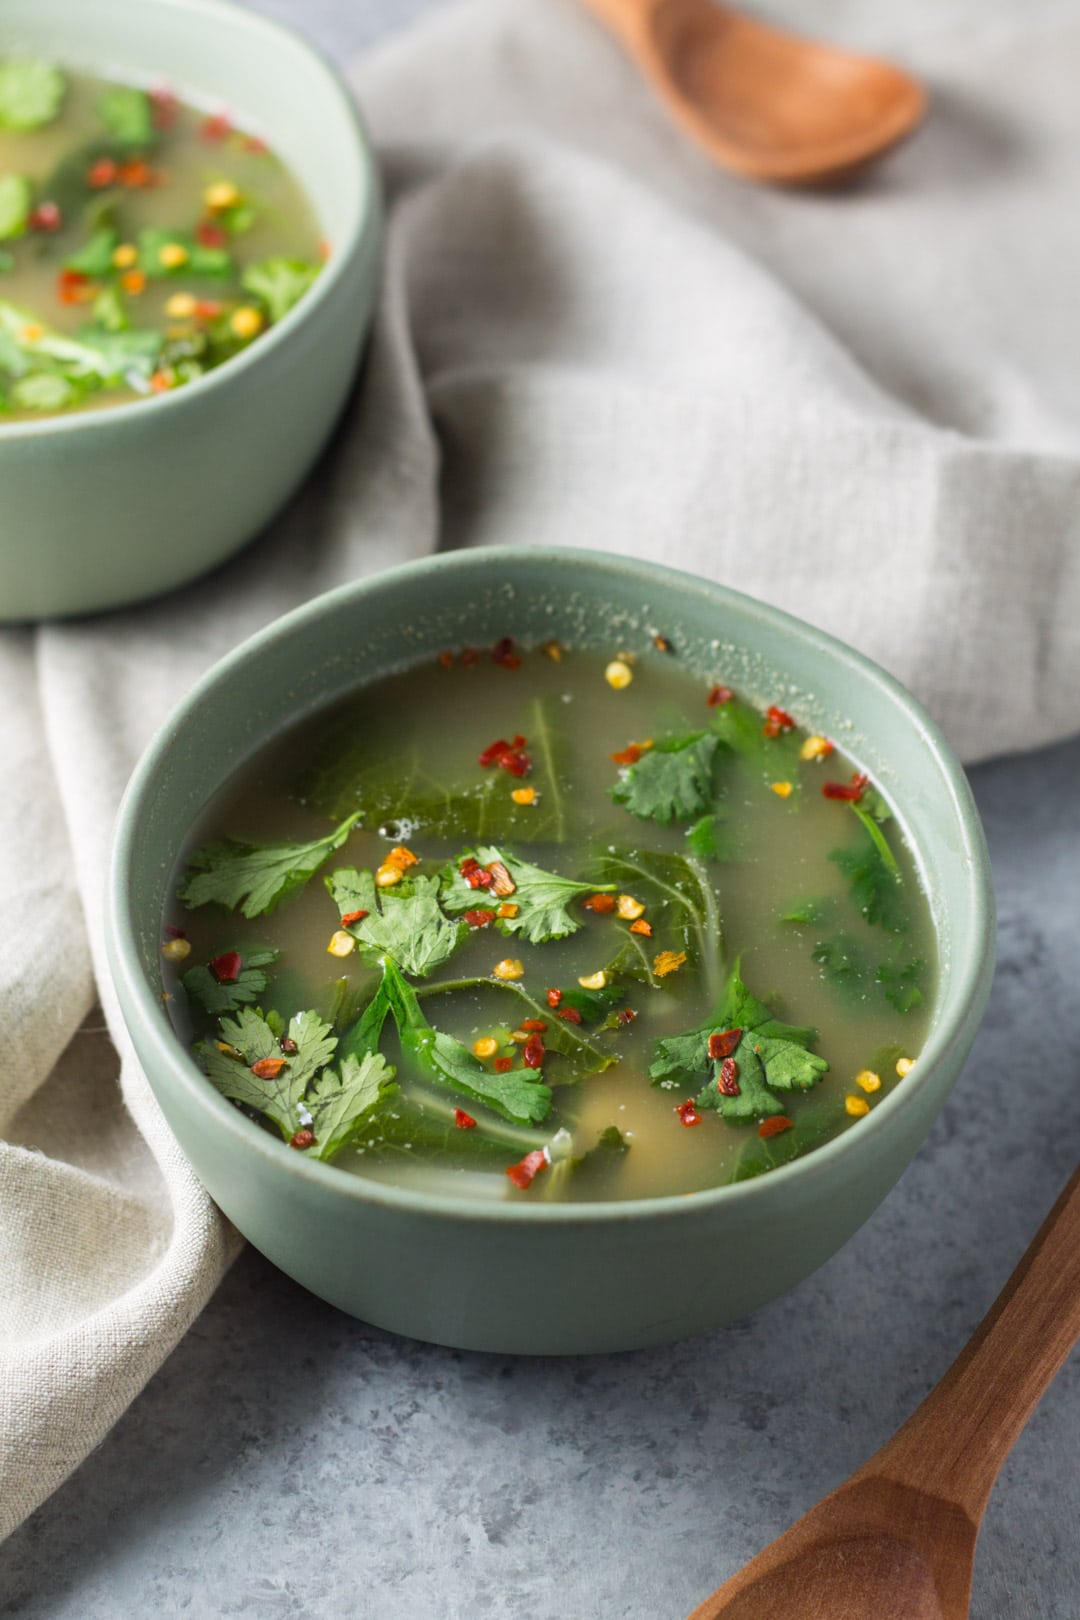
[105,549,995,1353]
[0,0,381,621]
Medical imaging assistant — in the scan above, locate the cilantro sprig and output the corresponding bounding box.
[182,948,278,1016]
[198,1006,396,1160]
[179,811,360,918]
[441,846,611,945]
[610,733,719,824]
[327,867,466,979]
[650,964,828,1121]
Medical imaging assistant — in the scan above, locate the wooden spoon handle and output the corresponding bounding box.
[860,1166,1080,1520]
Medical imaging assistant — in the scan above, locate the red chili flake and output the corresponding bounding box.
[194,299,223,321]
[454,1108,477,1130]
[252,1056,287,1080]
[487,860,517,897]
[201,112,232,142]
[118,159,155,188]
[57,269,93,306]
[289,1128,316,1150]
[617,1008,637,1025]
[763,704,796,738]
[28,200,62,232]
[437,651,454,669]
[491,636,522,669]
[478,737,511,767]
[464,908,496,927]
[522,1034,545,1069]
[823,773,870,803]
[758,1116,794,1139]
[708,1028,743,1061]
[209,951,242,983]
[459,647,479,667]
[496,748,531,778]
[494,1056,514,1073]
[163,923,186,940]
[675,1100,702,1127]
[546,987,563,1007]
[340,908,369,926]
[654,634,674,653]
[149,370,172,394]
[706,685,733,708]
[520,1019,547,1032]
[556,1007,583,1025]
[629,919,652,937]
[150,86,178,128]
[87,157,118,188]
[280,1038,299,1056]
[610,743,643,766]
[506,1149,547,1189]
[717,1058,741,1097]
[582,893,616,913]
[196,219,229,249]
[242,134,269,155]
[460,856,495,890]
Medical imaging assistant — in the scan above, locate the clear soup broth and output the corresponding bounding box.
[163,638,934,1204]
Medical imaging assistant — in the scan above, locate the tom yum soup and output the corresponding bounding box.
[162,638,935,1204]
[0,57,322,418]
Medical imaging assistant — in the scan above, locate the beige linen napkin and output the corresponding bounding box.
[3,0,1080,1540]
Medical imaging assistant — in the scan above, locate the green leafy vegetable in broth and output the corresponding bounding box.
[0,60,323,417]
[164,638,934,1199]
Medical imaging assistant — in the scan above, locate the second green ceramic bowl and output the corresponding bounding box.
[105,547,995,1353]
[0,0,380,621]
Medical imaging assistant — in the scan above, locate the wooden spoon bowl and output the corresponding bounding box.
[687,1166,1080,1619]
[578,0,927,183]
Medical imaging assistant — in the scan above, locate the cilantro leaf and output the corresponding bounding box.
[96,86,153,146]
[241,257,320,323]
[441,846,608,945]
[685,810,738,862]
[136,227,233,279]
[830,829,906,933]
[588,847,722,994]
[326,867,466,979]
[649,963,827,1121]
[198,1005,393,1160]
[181,948,279,1016]
[10,373,74,412]
[75,324,162,384]
[64,227,119,277]
[0,175,31,241]
[876,958,926,1013]
[0,59,65,131]
[811,934,870,993]
[610,732,719,824]
[179,811,360,918]
[381,959,552,1126]
[305,1051,396,1160]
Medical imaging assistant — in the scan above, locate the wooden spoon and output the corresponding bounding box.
[576,0,927,183]
[687,1166,1080,1619]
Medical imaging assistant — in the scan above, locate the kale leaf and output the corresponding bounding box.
[179,811,360,918]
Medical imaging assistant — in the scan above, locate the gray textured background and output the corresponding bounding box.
[3,3,1080,1617]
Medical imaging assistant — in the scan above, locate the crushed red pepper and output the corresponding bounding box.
[454,1108,477,1130]
[582,892,616,913]
[209,950,242,983]
[763,704,796,738]
[546,987,563,1007]
[506,1149,547,1189]
[520,1019,547,1032]
[823,773,870,802]
[706,685,733,708]
[289,1128,316,1150]
[617,1008,637,1025]
[758,1116,794,1139]
[464,908,496,928]
[251,1056,286,1080]
[29,201,62,232]
[675,1100,702,1127]
[490,636,522,669]
[556,1007,583,1025]
[493,1056,514,1073]
[522,1034,545,1069]
[716,1058,741,1096]
[340,908,369,926]
[610,743,644,766]
[708,1028,743,1061]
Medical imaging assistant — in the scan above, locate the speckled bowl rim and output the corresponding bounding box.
[106,546,995,1229]
[0,0,379,441]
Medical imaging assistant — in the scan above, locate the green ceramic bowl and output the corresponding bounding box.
[105,547,995,1354]
[0,0,380,622]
